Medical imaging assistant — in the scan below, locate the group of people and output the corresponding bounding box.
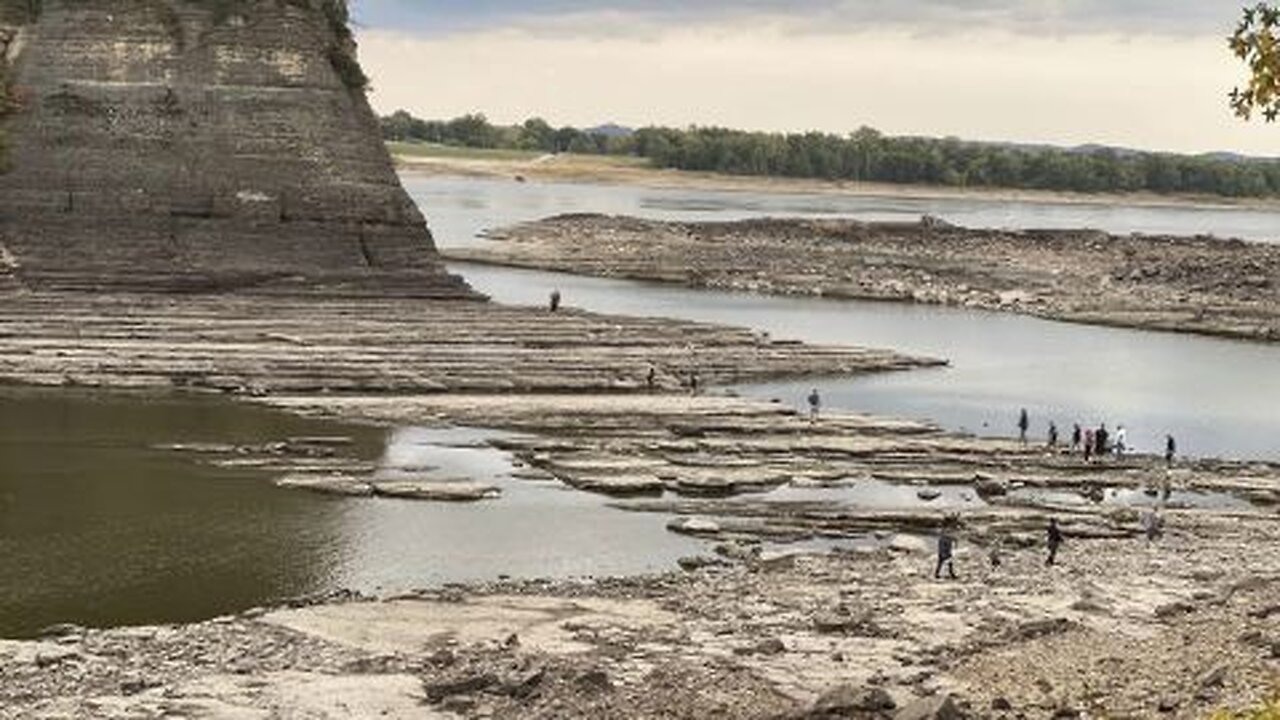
[1018,408,1177,466]
[934,517,1067,580]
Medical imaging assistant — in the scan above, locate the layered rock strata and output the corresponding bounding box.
[0,0,472,297]
[458,214,1280,341]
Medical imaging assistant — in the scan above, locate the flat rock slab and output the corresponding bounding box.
[263,595,676,656]
[275,473,374,497]
[63,672,452,720]
[371,480,501,502]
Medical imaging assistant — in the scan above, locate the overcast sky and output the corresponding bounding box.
[349,1,1277,155]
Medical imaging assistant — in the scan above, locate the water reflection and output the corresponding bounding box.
[401,173,1280,249]
[453,261,1280,461]
[0,391,702,637]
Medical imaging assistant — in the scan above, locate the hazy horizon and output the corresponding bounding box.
[350,1,1277,157]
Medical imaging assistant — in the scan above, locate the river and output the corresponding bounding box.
[404,173,1280,461]
[2,174,1277,637]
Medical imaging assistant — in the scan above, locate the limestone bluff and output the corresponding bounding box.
[0,0,475,297]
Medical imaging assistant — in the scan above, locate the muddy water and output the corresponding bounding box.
[0,389,700,637]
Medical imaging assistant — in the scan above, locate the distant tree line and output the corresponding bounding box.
[382,110,1280,199]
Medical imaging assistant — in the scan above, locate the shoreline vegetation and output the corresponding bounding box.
[390,141,1280,213]
[382,110,1280,201]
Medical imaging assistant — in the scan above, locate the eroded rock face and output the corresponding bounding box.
[0,0,474,298]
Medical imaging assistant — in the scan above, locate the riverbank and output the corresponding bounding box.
[4,510,1278,718]
[3,288,1279,717]
[392,148,1280,213]
[452,214,1280,343]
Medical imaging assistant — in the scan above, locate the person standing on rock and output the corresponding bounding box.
[1047,421,1059,449]
[807,388,821,423]
[1071,423,1082,452]
[1046,518,1064,566]
[548,288,561,313]
[1095,423,1109,457]
[646,363,657,392]
[1114,425,1127,456]
[1018,408,1029,445]
[1083,428,1094,462]
[935,526,958,580]
[689,370,700,396]
[1165,434,1177,466]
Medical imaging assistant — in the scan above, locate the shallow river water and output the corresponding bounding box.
[3,174,1278,636]
[405,172,1280,461]
[0,389,699,637]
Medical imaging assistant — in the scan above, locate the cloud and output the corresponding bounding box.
[351,0,1234,38]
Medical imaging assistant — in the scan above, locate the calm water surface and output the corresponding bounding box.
[7,176,1279,636]
[401,171,1280,461]
[0,389,699,637]
[402,173,1280,247]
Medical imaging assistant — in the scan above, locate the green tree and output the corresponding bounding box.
[1230,3,1280,121]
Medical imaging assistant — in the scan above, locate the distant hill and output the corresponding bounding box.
[586,123,634,138]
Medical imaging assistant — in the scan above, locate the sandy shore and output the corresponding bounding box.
[394,152,1280,213]
[453,214,1280,343]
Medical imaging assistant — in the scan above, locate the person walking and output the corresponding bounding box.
[807,388,821,423]
[1047,421,1059,449]
[646,363,657,392]
[1114,425,1127,456]
[935,526,958,580]
[1083,428,1094,462]
[1071,423,1082,452]
[1165,434,1177,466]
[1095,423,1109,457]
[1018,408,1029,445]
[548,288,561,313]
[1046,517,1064,566]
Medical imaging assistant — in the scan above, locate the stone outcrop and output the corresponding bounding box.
[0,0,474,297]
[458,213,1280,341]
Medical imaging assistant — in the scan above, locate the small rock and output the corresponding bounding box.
[1197,663,1228,693]
[678,555,727,571]
[442,695,476,713]
[917,489,943,501]
[753,637,786,656]
[1154,601,1195,619]
[425,673,498,701]
[576,669,612,693]
[1013,618,1073,641]
[34,648,81,668]
[120,677,159,696]
[506,669,545,699]
[809,684,897,717]
[894,694,965,720]
[668,517,722,537]
[38,623,85,639]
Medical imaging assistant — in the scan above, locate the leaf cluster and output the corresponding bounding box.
[1230,3,1280,121]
